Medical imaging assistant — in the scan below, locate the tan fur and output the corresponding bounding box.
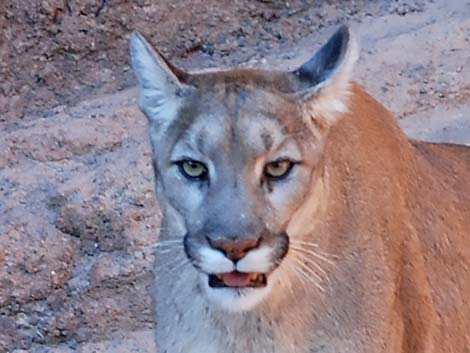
[150,81,470,353]
[131,29,470,352]
[306,84,470,352]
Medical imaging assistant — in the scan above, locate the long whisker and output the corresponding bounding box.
[290,240,320,248]
[295,258,323,283]
[293,259,325,292]
[275,260,295,296]
[152,239,184,249]
[154,243,182,249]
[287,264,305,295]
[155,239,183,245]
[291,250,331,284]
[157,248,181,254]
[157,256,187,269]
[169,259,190,272]
[295,262,324,292]
[290,241,338,258]
[285,258,311,292]
[289,245,336,266]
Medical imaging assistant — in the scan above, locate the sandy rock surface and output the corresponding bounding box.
[1,0,469,352]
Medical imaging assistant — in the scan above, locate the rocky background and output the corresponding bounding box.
[1,0,469,352]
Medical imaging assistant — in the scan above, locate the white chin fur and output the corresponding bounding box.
[200,274,274,312]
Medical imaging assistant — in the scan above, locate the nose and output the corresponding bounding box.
[208,237,260,262]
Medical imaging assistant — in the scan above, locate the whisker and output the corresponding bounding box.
[291,267,309,292]
[286,263,303,296]
[291,250,331,284]
[294,258,323,283]
[290,240,320,248]
[296,265,323,291]
[157,248,180,254]
[155,239,183,244]
[293,260,325,292]
[275,260,295,297]
[290,241,337,258]
[152,239,184,249]
[154,243,182,249]
[290,241,337,259]
[289,245,336,266]
[285,259,310,292]
[169,259,190,272]
[157,256,187,269]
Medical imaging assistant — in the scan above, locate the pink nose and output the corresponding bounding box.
[208,238,260,261]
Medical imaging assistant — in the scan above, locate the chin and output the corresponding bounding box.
[199,273,274,312]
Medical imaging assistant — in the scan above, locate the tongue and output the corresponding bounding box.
[221,272,251,287]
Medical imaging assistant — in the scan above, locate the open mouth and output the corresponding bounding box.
[208,272,268,288]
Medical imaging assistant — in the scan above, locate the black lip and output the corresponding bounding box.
[208,273,268,289]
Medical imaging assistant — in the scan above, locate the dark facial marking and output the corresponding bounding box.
[165,94,201,154]
[266,180,274,193]
[196,128,207,154]
[260,177,274,194]
[274,232,290,262]
[261,130,274,151]
[183,233,204,272]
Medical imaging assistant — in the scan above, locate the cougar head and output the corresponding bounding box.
[130,26,358,312]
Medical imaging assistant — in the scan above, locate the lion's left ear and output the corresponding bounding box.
[291,25,359,124]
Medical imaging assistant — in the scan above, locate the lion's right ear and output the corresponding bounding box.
[130,32,191,123]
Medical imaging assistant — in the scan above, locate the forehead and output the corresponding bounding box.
[186,68,302,125]
[177,83,305,152]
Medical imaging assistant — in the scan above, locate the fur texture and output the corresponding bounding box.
[130,26,470,353]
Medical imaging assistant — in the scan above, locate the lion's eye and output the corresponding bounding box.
[264,160,294,180]
[178,160,208,180]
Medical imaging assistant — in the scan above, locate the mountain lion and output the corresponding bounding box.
[130,26,470,353]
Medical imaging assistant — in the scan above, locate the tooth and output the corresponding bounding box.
[249,273,259,281]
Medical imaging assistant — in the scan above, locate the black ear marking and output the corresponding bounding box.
[292,25,350,94]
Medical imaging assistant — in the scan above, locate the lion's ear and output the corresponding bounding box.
[130,32,192,124]
[291,25,359,124]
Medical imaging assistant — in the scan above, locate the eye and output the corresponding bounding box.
[177,160,208,180]
[264,159,294,180]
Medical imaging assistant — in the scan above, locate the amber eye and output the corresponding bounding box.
[178,160,208,180]
[264,160,294,180]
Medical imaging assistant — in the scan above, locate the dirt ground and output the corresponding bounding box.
[0,0,403,122]
[0,0,469,352]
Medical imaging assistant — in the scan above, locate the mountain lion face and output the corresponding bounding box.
[130,26,357,311]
